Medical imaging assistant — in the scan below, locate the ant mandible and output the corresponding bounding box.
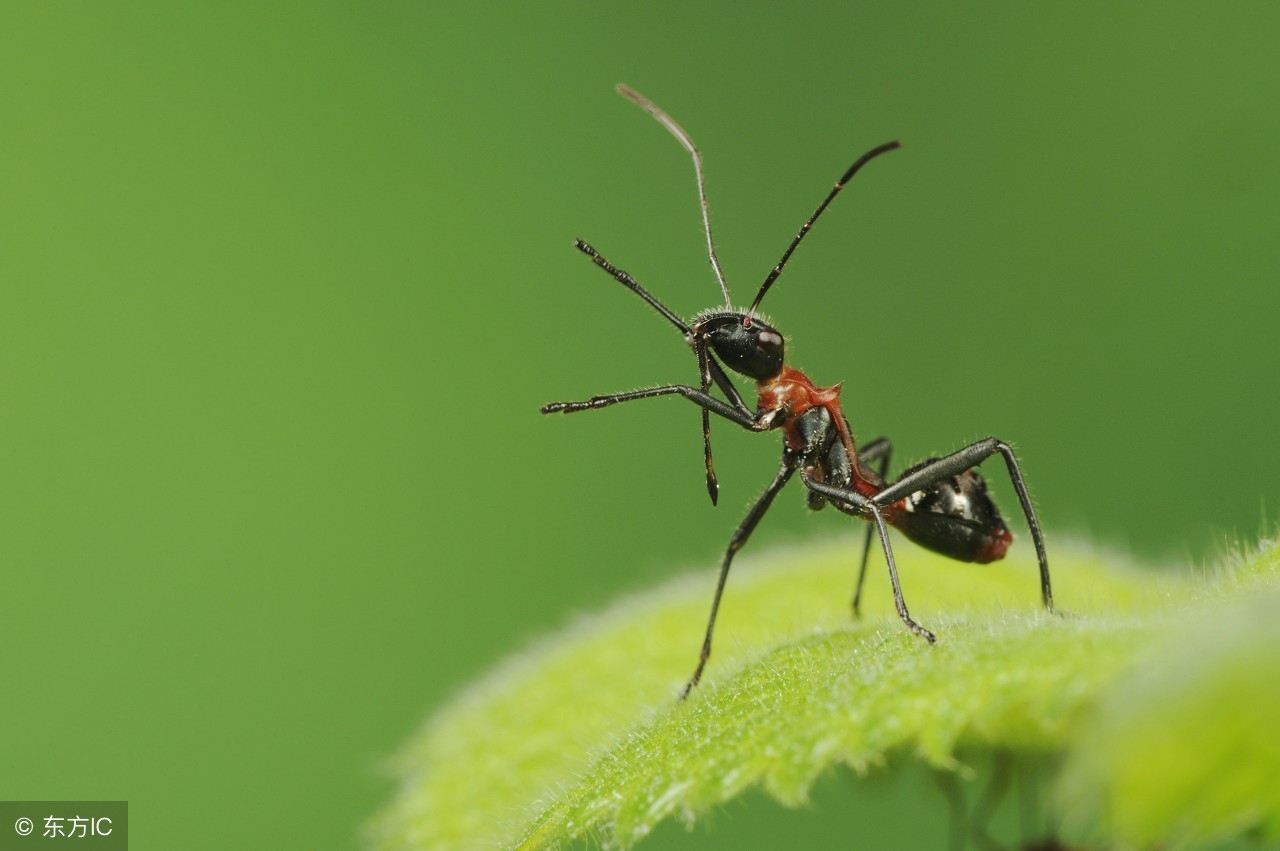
[542,85,1054,699]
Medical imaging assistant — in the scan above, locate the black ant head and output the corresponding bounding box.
[693,311,785,381]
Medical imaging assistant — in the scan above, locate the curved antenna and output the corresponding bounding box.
[749,140,901,316]
[617,84,732,308]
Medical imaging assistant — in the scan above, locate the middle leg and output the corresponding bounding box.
[803,473,937,643]
[852,436,892,618]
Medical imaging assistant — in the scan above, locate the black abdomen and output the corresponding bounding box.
[889,459,1012,563]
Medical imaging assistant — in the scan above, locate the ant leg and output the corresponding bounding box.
[874,438,1053,612]
[569,239,754,422]
[681,458,797,699]
[696,341,720,505]
[706,354,750,414]
[802,474,937,643]
[543,355,757,503]
[541,383,760,430]
[567,239,756,501]
[699,350,755,505]
[852,436,892,617]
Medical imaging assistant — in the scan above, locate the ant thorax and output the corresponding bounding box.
[758,366,842,429]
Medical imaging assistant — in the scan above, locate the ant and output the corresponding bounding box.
[542,85,1054,698]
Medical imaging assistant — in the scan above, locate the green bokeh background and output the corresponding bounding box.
[2,3,1277,849]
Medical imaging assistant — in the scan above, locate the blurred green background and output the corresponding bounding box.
[2,2,1277,849]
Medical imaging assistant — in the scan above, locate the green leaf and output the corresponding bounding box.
[367,538,1280,850]
[1059,542,1280,849]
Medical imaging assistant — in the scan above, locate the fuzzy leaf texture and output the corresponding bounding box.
[368,537,1280,850]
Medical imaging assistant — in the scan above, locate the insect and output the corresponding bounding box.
[542,85,1054,698]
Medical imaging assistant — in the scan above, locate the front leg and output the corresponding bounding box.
[541,383,762,430]
[693,348,770,505]
[695,341,721,505]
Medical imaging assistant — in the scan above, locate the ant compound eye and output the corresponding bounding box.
[757,329,784,357]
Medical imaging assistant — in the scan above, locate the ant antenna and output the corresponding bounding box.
[748,139,901,316]
[617,84,733,309]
